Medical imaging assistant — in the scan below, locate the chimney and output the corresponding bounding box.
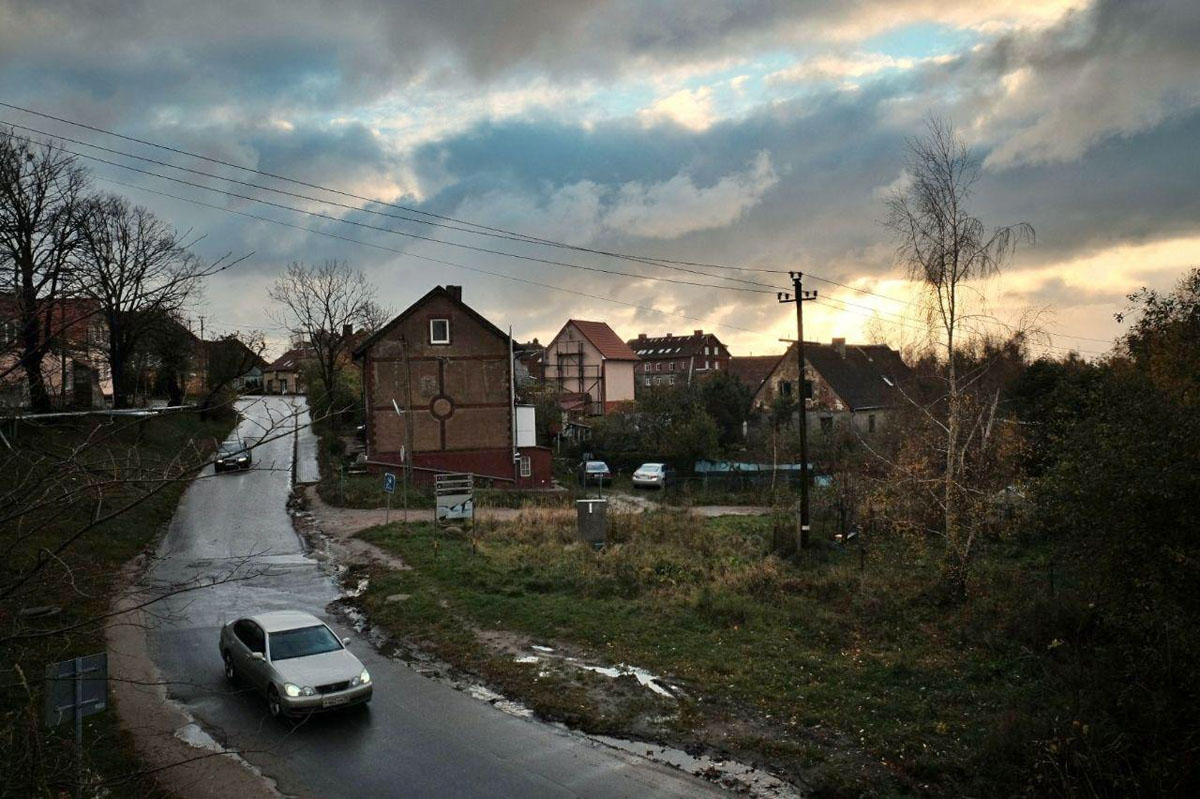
[446,285,462,301]
[665,332,673,338]
[342,323,353,339]
[832,337,846,357]
[638,333,647,340]
[693,329,703,336]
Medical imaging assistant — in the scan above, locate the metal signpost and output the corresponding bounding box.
[383,472,396,523]
[44,652,107,797]
[435,473,474,526]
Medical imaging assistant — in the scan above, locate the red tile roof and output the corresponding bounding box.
[567,320,639,360]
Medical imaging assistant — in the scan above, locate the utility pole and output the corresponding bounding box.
[777,272,817,548]
[198,315,207,394]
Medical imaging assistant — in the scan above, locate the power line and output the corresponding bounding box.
[1,102,1117,347]
[0,101,790,283]
[93,175,766,336]
[0,118,782,294]
[811,295,1106,356]
[4,129,781,299]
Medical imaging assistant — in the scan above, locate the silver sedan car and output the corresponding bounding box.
[219,610,372,718]
[632,463,671,490]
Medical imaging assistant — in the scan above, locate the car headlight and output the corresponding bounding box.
[302,686,316,696]
[283,683,301,697]
[356,668,370,686]
[237,456,248,462]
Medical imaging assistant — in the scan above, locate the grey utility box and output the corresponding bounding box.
[576,499,608,547]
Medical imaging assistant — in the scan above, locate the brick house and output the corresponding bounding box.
[0,294,109,409]
[352,285,551,487]
[750,338,911,435]
[627,329,730,389]
[544,320,637,415]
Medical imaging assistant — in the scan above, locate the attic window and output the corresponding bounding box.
[882,376,894,387]
[430,319,450,345]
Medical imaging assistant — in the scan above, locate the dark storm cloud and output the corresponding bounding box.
[2,0,1198,350]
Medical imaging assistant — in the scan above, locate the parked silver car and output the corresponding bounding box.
[632,463,674,490]
[219,610,372,718]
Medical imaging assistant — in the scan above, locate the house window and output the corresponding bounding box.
[668,362,674,372]
[820,417,833,434]
[430,318,450,344]
[520,456,532,478]
[868,414,876,433]
[655,362,662,372]
[781,380,793,397]
[714,361,720,370]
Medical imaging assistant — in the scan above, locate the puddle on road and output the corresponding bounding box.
[175,722,224,753]
[465,684,535,719]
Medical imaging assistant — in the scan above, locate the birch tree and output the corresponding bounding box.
[883,116,1033,597]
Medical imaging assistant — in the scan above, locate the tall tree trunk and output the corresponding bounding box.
[20,311,51,412]
[944,317,967,599]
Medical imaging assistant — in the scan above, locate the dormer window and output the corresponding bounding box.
[430,319,450,345]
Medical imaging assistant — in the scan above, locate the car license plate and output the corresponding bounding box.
[322,695,349,708]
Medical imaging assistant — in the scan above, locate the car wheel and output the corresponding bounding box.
[223,651,237,683]
[267,686,284,719]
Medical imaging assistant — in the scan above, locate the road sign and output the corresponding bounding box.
[435,473,474,523]
[383,472,396,494]
[44,652,107,729]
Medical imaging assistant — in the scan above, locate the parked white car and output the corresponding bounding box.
[632,463,674,490]
[219,610,371,718]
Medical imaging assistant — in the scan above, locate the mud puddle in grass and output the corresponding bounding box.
[317,526,806,797]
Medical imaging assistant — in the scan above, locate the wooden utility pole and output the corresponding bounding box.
[777,272,817,548]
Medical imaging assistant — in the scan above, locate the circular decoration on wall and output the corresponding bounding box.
[429,394,455,420]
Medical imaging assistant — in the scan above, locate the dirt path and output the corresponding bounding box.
[303,486,771,541]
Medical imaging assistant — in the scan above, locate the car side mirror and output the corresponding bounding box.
[342,637,352,646]
[250,651,265,661]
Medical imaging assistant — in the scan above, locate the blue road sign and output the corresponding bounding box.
[383,472,397,494]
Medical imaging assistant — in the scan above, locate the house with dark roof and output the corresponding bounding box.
[263,347,314,394]
[544,320,638,415]
[352,285,551,487]
[626,329,730,389]
[753,338,912,435]
[727,354,785,396]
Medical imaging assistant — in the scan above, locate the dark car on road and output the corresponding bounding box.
[577,460,612,487]
[214,442,251,472]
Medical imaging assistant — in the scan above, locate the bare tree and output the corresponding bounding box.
[198,330,267,417]
[0,129,90,411]
[268,260,377,429]
[73,195,208,408]
[883,116,1033,596]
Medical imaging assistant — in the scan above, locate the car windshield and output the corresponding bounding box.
[586,462,609,472]
[269,624,343,661]
[639,464,664,472]
[218,445,243,457]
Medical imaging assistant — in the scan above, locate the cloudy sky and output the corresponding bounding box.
[2,0,1198,358]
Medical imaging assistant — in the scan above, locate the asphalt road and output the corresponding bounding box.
[148,396,724,799]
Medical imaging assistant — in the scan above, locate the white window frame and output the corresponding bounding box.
[430,318,450,345]
[520,455,532,477]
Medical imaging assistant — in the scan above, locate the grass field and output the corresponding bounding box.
[354,509,1065,797]
[0,410,234,799]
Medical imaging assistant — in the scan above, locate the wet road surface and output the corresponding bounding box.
[148,396,724,798]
